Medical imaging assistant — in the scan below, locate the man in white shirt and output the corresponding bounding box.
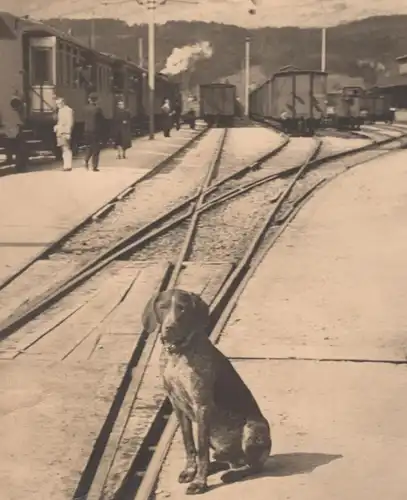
[54,97,74,171]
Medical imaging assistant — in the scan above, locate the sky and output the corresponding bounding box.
[1,0,407,28]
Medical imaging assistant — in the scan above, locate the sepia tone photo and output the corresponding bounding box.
[0,0,406,498]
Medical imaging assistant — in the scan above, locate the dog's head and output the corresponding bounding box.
[141,288,210,352]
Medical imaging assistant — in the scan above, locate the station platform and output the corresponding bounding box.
[0,125,203,283]
[156,147,407,499]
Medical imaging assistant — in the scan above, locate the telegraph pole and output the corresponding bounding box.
[138,0,163,140]
[321,27,327,72]
[147,4,155,139]
[244,36,250,116]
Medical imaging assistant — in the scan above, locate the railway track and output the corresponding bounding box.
[0,126,293,335]
[92,126,407,500]
[0,124,402,342]
[1,123,406,500]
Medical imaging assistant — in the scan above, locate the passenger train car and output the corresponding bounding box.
[249,68,328,136]
[0,12,181,164]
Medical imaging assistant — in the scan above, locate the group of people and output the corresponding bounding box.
[54,94,184,172]
[160,98,182,137]
[54,93,132,172]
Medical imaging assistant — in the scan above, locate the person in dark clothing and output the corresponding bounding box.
[112,99,132,159]
[173,99,182,131]
[84,93,105,171]
[161,98,174,137]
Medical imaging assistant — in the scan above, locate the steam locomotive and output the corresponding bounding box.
[0,11,181,167]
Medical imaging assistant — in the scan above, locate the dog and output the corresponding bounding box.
[142,288,272,495]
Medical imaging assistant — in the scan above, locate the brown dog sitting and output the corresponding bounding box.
[142,288,272,495]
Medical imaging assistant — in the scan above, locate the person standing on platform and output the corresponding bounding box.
[9,91,28,172]
[112,99,132,159]
[54,97,74,171]
[173,98,182,131]
[84,93,105,171]
[161,98,174,138]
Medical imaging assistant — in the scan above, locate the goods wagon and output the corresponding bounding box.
[249,68,328,136]
[361,90,393,123]
[199,83,237,126]
[326,87,364,130]
[0,11,180,169]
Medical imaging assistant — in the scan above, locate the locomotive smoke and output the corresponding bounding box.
[161,41,213,76]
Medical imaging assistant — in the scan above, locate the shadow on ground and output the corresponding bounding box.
[204,452,343,493]
[263,452,343,477]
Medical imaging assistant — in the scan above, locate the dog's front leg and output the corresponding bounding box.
[175,408,197,484]
[186,405,210,495]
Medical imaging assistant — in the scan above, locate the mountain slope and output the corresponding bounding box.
[44,15,407,89]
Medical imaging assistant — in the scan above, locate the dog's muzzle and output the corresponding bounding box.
[160,328,197,354]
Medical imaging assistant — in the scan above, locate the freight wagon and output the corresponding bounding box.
[341,86,364,129]
[199,83,237,126]
[0,11,181,170]
[249,68,328,136]
[328,86,364,130]
[361,90,393,123]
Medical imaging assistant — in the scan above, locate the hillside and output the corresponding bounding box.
[45,15,407,91]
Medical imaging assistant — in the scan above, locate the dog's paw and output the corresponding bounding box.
[186,480,208,495]
[220,470,242,484]
[178,467,197,483]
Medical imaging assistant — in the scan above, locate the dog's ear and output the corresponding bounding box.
[188,292,210,329]
[141,294,161,334]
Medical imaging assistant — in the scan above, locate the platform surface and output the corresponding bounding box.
[0,126,203,282]
[0,261,234,500]
[155,147,407,499]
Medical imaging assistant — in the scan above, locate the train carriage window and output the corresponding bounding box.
[72,49,79,88]
[30,46,53,85]
[56,46,62,86]
[65,45,72,86]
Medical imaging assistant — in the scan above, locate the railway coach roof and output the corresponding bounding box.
[0,11,148,72]
[0,12,17,39]
[0,12,100,54]
[99,51,146,73]
[274,69,328,77]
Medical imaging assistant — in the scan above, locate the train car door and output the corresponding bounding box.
[28,36,56,115]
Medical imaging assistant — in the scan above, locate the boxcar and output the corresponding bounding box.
[366,92,392,123]
[249,68,328,136]
[249,79,272,119]
[327,86,364,130]
[199,83,237,126]
[360,92,377,124]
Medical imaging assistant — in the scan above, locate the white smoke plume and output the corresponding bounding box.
[161,41,213,76]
